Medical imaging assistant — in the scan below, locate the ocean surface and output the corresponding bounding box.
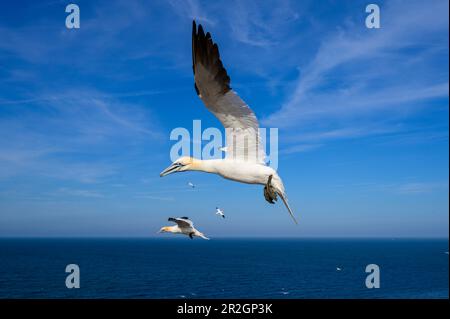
[0,238,448,299]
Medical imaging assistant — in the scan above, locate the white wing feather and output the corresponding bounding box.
[192,22,266,164]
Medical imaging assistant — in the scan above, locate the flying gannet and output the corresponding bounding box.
[160,21,297,224]
[215,207,225,219]
[158,217,209,240]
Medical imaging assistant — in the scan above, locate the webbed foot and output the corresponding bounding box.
[263,175,278,204]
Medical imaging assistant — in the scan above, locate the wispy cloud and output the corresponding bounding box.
[285,124,399,143]
[0,0,149,64]
[227,0,300,47]
[280,143,323,155]
[329,180,449,195]
[262,0,449,147]
[395,182,449,195]
[56,187,105,198]
[0,88,162,183]
[134,194,175,201]
[168,0,216,26]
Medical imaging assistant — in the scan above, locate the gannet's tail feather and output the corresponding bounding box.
[278,192,298,225]
[197,232,210,240]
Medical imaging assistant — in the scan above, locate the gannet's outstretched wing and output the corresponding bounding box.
[192,21,265,164]
[168,217,193,228]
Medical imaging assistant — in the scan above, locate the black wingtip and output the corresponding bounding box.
[191,19,231,98]
[180,216,189,220]
[198,24,205,37]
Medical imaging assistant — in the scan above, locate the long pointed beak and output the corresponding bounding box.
[160,163,180,177]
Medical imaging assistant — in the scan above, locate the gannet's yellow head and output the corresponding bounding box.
[158,226,172,233]
[160,157,196,177]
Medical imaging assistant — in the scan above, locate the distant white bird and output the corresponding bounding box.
[215,207,225,219]
[158,217,209,240]
[160,21,297,224]
[280,288,289,295]
[336,267,342,271]
[187,182,195,188]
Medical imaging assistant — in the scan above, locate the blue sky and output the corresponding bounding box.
[0,0,448,237]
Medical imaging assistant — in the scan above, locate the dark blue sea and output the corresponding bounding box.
[0,238,448,299]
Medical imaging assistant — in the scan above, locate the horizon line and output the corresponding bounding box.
[0,236,448,240]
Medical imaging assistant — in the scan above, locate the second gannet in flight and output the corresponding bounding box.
[158,217,209,240]
[215,207,225,219]
[160,21,297,224]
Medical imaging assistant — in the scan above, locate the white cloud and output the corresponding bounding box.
[280,143,323,155]
[262,0,449,146]
[56,187,105,198]
[168,0,216,26]
[395,182,448,195]
[0,88,162,183]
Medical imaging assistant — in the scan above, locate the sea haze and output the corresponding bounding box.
[0,238,448,298]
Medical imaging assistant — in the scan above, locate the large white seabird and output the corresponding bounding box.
[158,217,209,240]
[160,21,298,224]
